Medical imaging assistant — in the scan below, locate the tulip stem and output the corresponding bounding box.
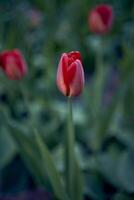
[94,38,104,117]
[19,83,34,129]
[65,97,75,199]
[92,37,107,151]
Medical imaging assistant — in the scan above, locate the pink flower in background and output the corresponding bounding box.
[0,49,27,80]
[56,51,84,97]
[27,8,42,28]
[88,4,113,34]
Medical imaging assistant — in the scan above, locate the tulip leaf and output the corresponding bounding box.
[0,127,16,169]
[8,122,47,186]
[97,152,120,188]
[34,130,68,200]
[85,173,105,200]
[113,193,133,200]
[117,149,134,192]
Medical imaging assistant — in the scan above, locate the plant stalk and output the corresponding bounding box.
[65,97,75,199]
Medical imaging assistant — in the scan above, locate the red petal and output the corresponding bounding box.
[68,62,76,84]
[67,51,82,65]
[56,53,69,96]
[96,4,113,27]
[61,53,69,87]
[12,49,27,75]
[89,10,108,33]
[0,49,27,80]
[69,60,84,96]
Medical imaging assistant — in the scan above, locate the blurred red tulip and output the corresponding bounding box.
[0,49,27,80]
[88,4,113,34]
[56,51,84,97]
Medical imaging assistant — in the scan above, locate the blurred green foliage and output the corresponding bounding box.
[0,0,134,199]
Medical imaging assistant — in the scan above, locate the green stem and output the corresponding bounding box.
[65,97,75,199]
[94,39,104,118]
[19,83,30,112]
[92,37,107,151]
[19,83,34,129]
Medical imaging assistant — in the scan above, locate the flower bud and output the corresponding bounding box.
[56,51,84,97]
[0,49,27,80]
[88,4,113,34]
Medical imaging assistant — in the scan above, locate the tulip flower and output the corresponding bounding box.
[88,4,113,34]
[56,51,84,97]
[56,51,84,199]
[0,49,27,80]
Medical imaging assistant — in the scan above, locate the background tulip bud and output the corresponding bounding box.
[88,4,113,34]
[56,51,84,97]
[0,49,27,80]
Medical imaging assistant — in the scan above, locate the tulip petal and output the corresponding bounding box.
[5,56,22,79]
[12,49,27,75]
[67,51,82,65]
[89,4,113,34]
[68,62,76,84]
[89,11,106,33]
[56,53,69,96]
[69,60,84,96]
[56,51,84,97]
[0,49,27,80]
[96,5,113,27]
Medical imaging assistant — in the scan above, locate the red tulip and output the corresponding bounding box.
[56,51,84,97]
[88,4,113,34]
[0,49,27,80]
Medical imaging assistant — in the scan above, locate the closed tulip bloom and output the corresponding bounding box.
[56,51,84,97]
[88,4,113,34]
[0,49,27,80]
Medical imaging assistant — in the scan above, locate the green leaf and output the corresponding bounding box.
[113,193,133,200]
[118,149,134,192]
[34,130,68,200]
[8,123,47,186]
[93,47,107,118]
[0,127,16,169]
[98,153,120,188]
[85,173,105,200]
[90,90,120,151]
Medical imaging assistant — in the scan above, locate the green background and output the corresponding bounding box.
[0,0,134,199]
